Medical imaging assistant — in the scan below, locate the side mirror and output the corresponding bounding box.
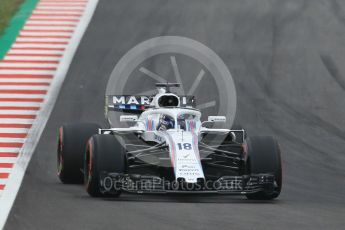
[207,116,226,123]
[120,115,138,122]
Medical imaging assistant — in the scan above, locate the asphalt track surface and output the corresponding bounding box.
[5,0,345,229]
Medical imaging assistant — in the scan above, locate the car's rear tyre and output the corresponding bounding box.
[245,136,282,200]
[57,123,101,184]
[85,134,126,197]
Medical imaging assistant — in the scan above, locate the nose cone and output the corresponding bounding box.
[164,131,205,184]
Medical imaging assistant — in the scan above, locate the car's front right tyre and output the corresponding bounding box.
[245,136,282,200]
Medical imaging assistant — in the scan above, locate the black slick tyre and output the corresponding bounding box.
[84,134,126,197]
[57,123,101,184]
[245,136,282,200]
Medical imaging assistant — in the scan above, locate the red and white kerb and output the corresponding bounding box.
[0,0,89,196]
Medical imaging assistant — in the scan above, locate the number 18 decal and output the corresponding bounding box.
[177,143,192,150]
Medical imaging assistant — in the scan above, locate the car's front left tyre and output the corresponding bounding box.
[84,134,126,197]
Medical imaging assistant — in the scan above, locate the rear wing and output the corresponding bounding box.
[105,95,196,114]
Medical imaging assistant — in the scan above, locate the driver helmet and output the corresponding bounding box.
[158,115,174,131]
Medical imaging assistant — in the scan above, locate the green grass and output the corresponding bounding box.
[0,0,25,36]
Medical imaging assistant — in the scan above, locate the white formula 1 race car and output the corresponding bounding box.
[57,83,282,200]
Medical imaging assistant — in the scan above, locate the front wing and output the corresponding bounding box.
[99,172,275,195]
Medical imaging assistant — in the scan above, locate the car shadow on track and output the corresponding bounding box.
[87,194,282,204]
[59,183,283,204]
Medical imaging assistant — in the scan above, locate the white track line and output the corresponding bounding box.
[0,138,25,143]
[31,13,80,16]
[0,84,49,88]
[32,12,82,16]
[0,110,38,115]
[0,80,51,85]
[0,86,48,90]
[39,0,87,2]
[32,9,83,13]
[0,101,42,106]
[0,129,30,133]
[0,101,42,107]
[0,85,48,90]
[0,0,99,228]
[0,111,37,115]
[0,119,35,124]
[30,16,80,20]
[0,169,13,174]
[0,148,21,154]
[36,6,85,11]
[0,70,56,75]
[38,2,86,5]
[37,3,86,7]
[0,159,17,164]
[0,94,46,98]
[33,10,83,14]
[0,180,9,185]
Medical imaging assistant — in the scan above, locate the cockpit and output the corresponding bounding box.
[155,110,200,132]
[177,113,198,131]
